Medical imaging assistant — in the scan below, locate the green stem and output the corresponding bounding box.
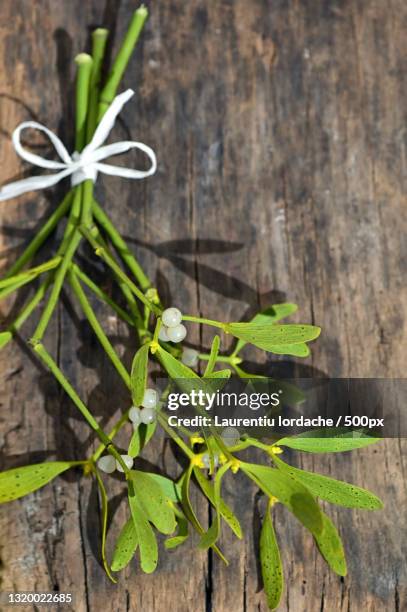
[198,353,242,365]
[76,45,101,230]
[0,278,53,351]
[92,200,151,291]
[74,53,93,152]
[81,180,94,230]
[91,408,131,463]
[183,315,225,330]
[59,186,81,255]
[3,192,73,279]
[86,28,109,142]
[32,228,81,342]
[87,223,146,333]
[32,53,94,341]
[68,267,131,388]
[157,413,195,460]
[11,277,52,331]
[33,342,129,474]
[242,437,275,452]
[0,276,41,302]
[31,342,122,458]
[82,226,161,315]
[225,440,253,453]
[0,256,62,290]
[71,263,134,326]
[153,317,162,343]
[97,6,148,121]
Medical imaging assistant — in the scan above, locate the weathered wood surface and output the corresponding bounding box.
[0,1,406,611]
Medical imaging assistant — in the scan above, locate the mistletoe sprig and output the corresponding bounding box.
[0,7,383,610]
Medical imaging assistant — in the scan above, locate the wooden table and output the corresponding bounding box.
[0,2,406,610]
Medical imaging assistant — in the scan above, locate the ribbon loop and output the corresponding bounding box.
[12,121,71,169]
[0,89,156,202]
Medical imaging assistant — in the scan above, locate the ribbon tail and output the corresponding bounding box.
[82,89,135,154]
[0,168,73,202]
[95,161,156,180]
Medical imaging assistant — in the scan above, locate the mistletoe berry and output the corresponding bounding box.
[116,455,134,473]
[141,388,158,409]
[158,326,170,341]
[129,406,141,426]
[140,407,156,424]
[167,323,187,343]
[97,455,116,474]
[181,347,199,367]
[221,426,240,446]
[162,307,182,328]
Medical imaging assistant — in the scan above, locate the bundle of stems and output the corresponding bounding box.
[1,7,158,469]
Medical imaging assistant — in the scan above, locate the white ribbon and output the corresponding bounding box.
[0,89,156,202]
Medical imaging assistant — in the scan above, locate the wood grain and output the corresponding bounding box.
[1,1,406,611]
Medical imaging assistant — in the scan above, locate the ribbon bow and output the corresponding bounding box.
[0,89,156,202]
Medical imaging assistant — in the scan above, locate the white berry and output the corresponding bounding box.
[142,388,158,409]
[167,323,187,343]
[182,348,199,367]
[116,454,134,473]
[129,406,141,425]
[221,426,240,447]
[140,407,156,424]
[158,325,170,341]
[202,453,219,469]
[162,307,182,328]
[97,455,116,474]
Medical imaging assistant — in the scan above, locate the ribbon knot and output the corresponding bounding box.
[0,89,156,202]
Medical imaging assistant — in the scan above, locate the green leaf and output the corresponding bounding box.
[165,512,189,550]
[0,461,79,503]
[204,368,232,379]
[157,346,211,395]
[0,331,12,350]
[204,335,220,376]
[157,345,200,380]
[198,463,230,549]
[272,455,383,510]
[234,303,298,354]
[157,347,224,416]
[198,516,219,549]
[179,465,228,565]
[278,430,380,453]
[232,370,306,405]
[263,342,311,357]
[271,380,306,405]
[224,323,320,355]
[128,429,141,458]
[95,470,116,582]
[130,470,176,535]
[233,365,267,379]
[111,517,139,572]
[130,344,149,406]
[128,480,158,574]
[180,465,205,533]
[241,462,323,535]
[128,422,156,458]
[260,505,284,610]
[194,467,242,538]
[314,512,347,576]
[145,472,182,503]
